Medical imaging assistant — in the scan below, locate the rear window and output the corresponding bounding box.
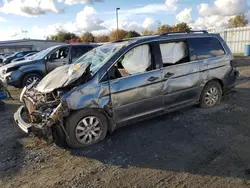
[71,46,93,62]
[188,37,225,61]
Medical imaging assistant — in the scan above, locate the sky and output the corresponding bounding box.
[0,0,249,41]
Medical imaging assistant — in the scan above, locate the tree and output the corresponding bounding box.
[228,14,248,28]
[94,35,109,43]
[66,38,82,43]
[109,29,128,41]
[80,32,95,42]
[125,30,141,38]
[156,24,172,34]
[142,29,154,36]
[50,31,78,42]
[172,22,191,32]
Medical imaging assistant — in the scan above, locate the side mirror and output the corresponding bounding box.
[45,56,52,61]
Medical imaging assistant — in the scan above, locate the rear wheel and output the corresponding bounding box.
[199,81,222,108]
[65,109,108,148]
[22,73,42,87]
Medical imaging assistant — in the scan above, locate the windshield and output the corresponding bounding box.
[33,46,60,60]
[74,41,129,75]
[27,51,43,60]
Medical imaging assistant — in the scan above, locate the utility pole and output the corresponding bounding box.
[116,8,120,41]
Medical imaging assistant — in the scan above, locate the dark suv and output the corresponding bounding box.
[14,31,239,148]
[0,44,98,88]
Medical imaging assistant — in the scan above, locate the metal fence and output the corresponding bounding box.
[208,26,250,54]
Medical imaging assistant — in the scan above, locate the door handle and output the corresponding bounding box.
[164,72,174,78]
[148,76,159,82]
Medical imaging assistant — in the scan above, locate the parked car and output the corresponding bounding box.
[0,52,14,64]
[0,44,98,88]
[2,51,38,64]
[11,52,38,62]
[14,31,239,148]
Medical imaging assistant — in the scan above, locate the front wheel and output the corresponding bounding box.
[199,81,222,108]
[65,109,108,148]
[22,73,42,88]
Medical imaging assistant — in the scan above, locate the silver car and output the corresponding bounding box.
[14,31,239,148]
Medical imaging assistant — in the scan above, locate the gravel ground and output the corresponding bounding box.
[1,64,250,188]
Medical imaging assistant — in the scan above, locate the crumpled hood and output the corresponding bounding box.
[36,62,91,93]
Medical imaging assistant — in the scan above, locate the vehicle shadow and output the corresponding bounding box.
[0,101,27,179]
[71,87,250,180]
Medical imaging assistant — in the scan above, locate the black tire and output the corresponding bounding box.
[51,124,68,149]
[65,109,108,148]
[199,81,222,108]
[0,101,5,111]
[22,73,42,88]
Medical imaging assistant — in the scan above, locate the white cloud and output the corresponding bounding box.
[58,0,103,5]
[0,17,6,22]
[0,0,62,17]
[0,28,29,41]
[120,22,144,33]
[32,14,161,39]
[198,0,249,17]
[191,15,230,29]
[165,0,178,11]
[193,0,250,29]
[142,17,161,31]
[176,8,192,23]
[91,29,110,36]
[102,17,161,34]
[32,6,105,38]
[75,6,105,31]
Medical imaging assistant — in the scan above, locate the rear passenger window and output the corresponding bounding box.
[188,38,225,61]
[160,42,189,67]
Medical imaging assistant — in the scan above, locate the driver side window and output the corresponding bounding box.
[49,47,69,61]
[109,44,152,80]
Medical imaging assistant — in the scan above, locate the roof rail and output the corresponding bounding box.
[161,30,208,36]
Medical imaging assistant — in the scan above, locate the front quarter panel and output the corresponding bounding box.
[62,76,111,112]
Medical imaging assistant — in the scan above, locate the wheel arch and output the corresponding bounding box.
[199,78,224,102]
[204,78,224,91]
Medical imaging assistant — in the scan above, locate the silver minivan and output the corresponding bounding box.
[14,31,239,148]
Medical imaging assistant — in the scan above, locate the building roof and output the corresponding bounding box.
[0,39,64,45]
[0,44,33,49]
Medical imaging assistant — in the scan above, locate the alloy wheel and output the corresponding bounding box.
[205,87,219,107]
[75,116,102,144]
[26,76,40,86]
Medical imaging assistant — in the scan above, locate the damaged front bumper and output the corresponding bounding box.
[14,105,32,133]
[14,103,67,142]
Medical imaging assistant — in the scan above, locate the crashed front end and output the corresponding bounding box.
[14,86,70,141]
[14,62,91,142]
